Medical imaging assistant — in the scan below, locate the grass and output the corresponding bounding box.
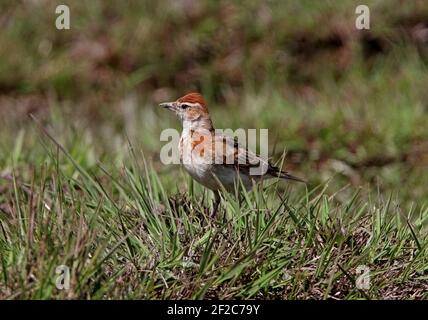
[0,0,428,299]
[0,115,427,299]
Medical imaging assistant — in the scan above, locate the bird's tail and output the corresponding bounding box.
[279,170,306,183]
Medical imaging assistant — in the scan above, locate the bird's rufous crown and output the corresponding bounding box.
[177,93,207,110]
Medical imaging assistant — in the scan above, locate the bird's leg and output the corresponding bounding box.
[211,191,221,219]
[238,192,244,207]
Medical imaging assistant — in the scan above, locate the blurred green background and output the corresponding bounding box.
[1,0,427,205]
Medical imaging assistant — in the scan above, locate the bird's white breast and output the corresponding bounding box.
[180,132,217,190]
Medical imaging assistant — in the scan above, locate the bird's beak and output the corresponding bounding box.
[159,101,177,111]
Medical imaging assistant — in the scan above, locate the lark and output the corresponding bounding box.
[159,93,304,216]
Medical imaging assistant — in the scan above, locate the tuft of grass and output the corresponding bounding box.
[0,121,426,299]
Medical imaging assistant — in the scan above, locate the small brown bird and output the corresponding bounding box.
[159,93,304,216]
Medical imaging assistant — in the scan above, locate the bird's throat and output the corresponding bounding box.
[182,117,214,133]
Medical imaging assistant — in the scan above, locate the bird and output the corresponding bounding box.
[159,92,304,217]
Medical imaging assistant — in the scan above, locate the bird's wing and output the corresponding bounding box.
[211,134,305,182]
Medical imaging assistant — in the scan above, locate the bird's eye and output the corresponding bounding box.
[181,104,190,109]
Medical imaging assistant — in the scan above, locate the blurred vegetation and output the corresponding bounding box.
[1,0,427,202]
[0,0,427,299]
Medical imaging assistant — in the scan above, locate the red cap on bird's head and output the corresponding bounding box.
[159,92,212,128]
[177,93,208,110]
